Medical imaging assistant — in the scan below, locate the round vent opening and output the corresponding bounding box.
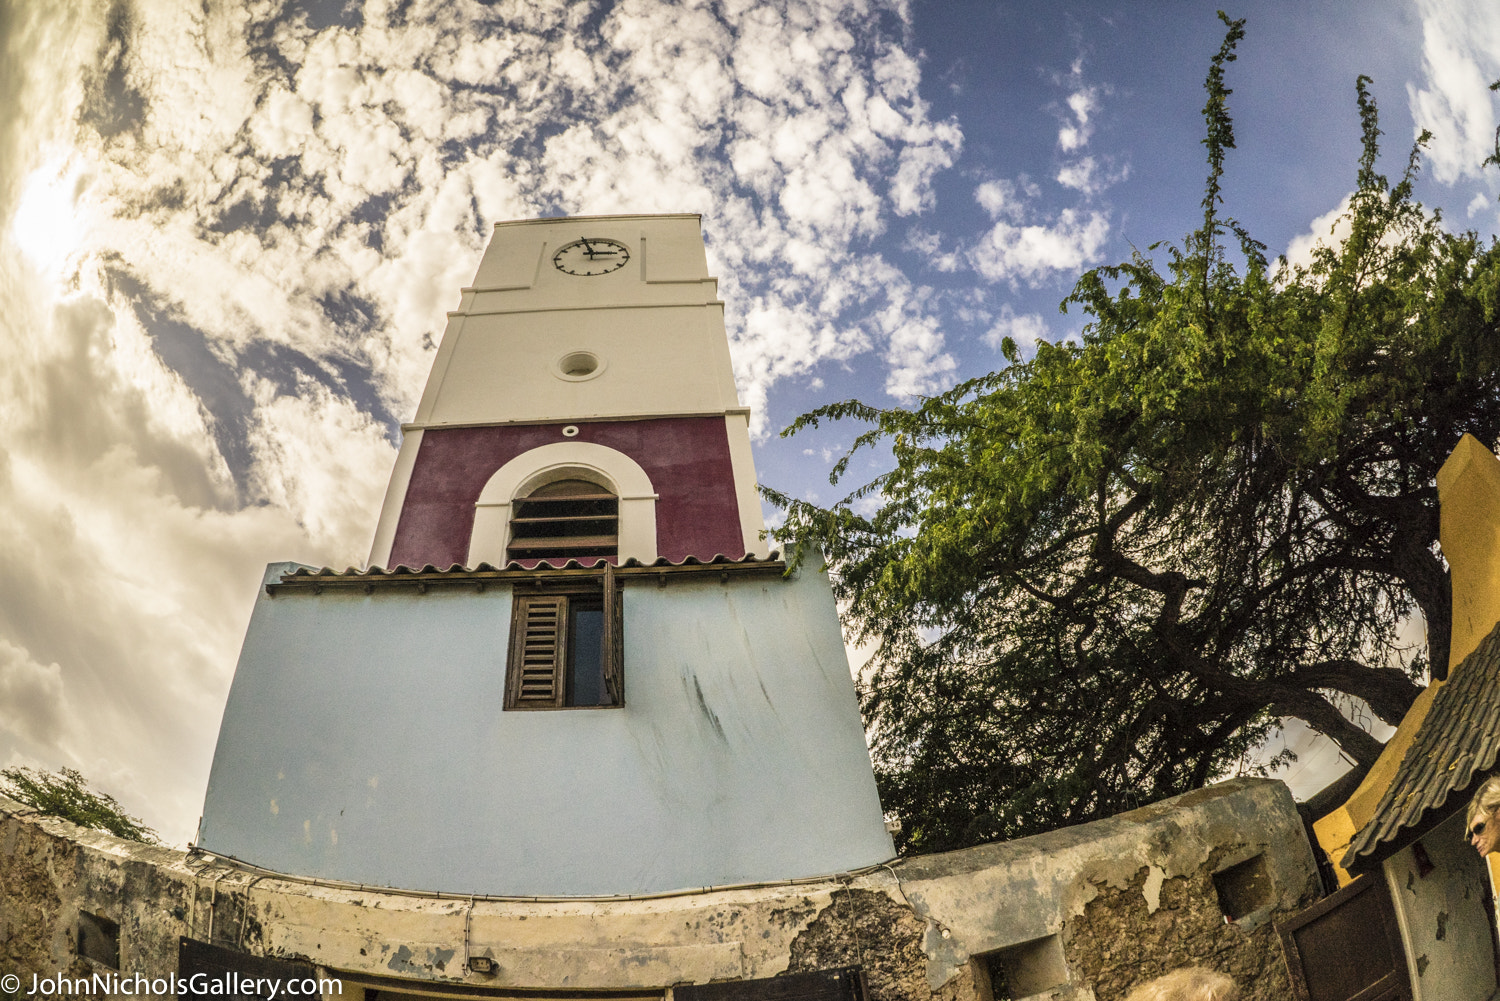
[556,351,604,381]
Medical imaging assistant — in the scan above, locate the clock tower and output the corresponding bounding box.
[198,214,893,897]
[368,213,767,572]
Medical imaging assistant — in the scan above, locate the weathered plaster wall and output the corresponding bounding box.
[389,418,746,569]
[198,563,894,897]
[4,779,1319,1001]
[892,782,1318,1001]
[1,807,204,990]
[1382,811,1497,1001]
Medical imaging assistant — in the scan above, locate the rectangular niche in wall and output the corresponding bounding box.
[976,934,1069,999]
[1213,853,1273,922]
[77,911,119,968]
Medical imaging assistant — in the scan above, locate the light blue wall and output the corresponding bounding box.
[199,563,894,895]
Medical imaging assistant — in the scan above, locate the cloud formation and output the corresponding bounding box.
[1407,0,1500,183]
[1284,194,1355,270]
[968,190,1110,286]
[0,0,964,841]
[983,305,1051,354]
[0,640,66,747]
[1056,61,1099,153]
[966,60,1114,288]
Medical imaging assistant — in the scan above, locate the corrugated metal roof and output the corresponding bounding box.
[268,552,790,594]
[1343,620,1500,873]
[283,551,784,578]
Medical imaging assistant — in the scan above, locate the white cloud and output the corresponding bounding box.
[968,60,1118,288]
[903,228,962,272]
[1049,60,1124,201]
[1284,194,1355,271]
[1057,66,1099,154]
[1056,156,1099,194]
[890,132,963,216]
[975,179,1026,222]
[1407,0,1500,184]
[883,314,955,397]
[244,377,394,551]
[1282,190,1436,276]
[969,200,1111,287]
[984,305,1051,353]
[868,270,956,398]
[0,0,968,841]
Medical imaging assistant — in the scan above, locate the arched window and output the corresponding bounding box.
[468,442,658,568]
[507,478,619,564]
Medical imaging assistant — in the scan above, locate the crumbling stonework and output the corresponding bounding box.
[1,808,82,985]
[1,779,1319,1000]
[785,889,929,1001]
[1063,864,1303,1001]
[782,888,989,1001]
[0,807,202,990]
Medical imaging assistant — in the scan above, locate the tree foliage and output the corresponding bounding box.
[768,14,1500,855]
[1,766,159,844]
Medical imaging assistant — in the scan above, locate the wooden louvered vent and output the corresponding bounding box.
[508,595,568,706]
[507,479,618,564]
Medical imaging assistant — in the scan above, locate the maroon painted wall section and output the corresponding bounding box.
[387,417,747,569]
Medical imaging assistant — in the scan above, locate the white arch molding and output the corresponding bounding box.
[469,441,659,567]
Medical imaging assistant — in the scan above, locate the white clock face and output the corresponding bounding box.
[552,238,631,276]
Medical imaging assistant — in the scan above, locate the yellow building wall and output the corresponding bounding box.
[1314,434,1500,884]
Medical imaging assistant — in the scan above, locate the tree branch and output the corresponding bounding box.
[1288,658,1421,724]
[1263,685,1386,766]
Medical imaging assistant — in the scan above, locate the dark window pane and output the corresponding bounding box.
[568,602,606,705]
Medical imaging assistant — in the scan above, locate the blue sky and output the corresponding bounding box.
[1,0,1497,843]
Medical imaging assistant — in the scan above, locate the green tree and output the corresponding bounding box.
[1,766,159,844]
[769,14,1500,854]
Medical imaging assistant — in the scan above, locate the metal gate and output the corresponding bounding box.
[1276,875,1412,1001]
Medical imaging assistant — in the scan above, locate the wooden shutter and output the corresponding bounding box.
[507,594,568,707]
[602,563,624,705]
[1275,874,1412,1001]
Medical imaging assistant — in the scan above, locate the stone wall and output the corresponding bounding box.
[0,778,1320,1000]
[1,807,199,991]
[1062,863,1293,1001]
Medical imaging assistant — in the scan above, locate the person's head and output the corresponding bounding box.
[1122,967,1238,1001]
[1467,775,1500,857]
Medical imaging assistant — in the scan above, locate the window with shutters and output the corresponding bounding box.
[504,566,623,709]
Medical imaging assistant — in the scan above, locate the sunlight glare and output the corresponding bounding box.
[11,160,87,277]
